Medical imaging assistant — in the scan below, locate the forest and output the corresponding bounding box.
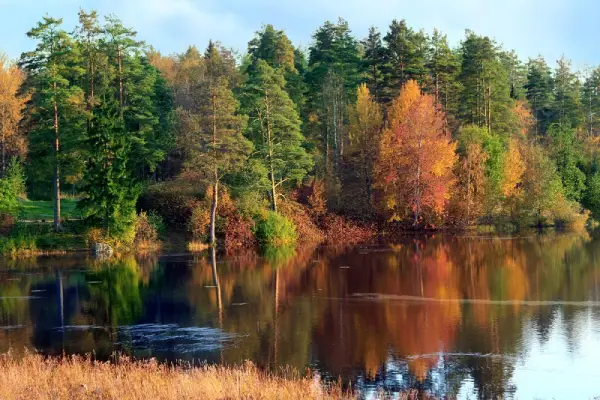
[0,11,598,253]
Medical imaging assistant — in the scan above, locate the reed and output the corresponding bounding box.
[0,353,355,400]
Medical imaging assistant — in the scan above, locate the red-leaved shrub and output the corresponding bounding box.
[321,214,375,246]
[279,200,324,244]
[225,213,257,253]
[0,214,16,235]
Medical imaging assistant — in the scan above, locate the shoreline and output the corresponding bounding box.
[0,353,354,400]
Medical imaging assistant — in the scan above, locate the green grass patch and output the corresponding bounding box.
[18,199,80,221]
[0,222,86,256]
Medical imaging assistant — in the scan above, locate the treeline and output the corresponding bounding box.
[1,13,599,249]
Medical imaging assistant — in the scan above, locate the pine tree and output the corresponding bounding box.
[582,67,600,137]
[383,19,429,101]
[501,50,527,100]
[102,16,175,178]
[74,9,103,110]
[551,57,583,129]
[246,24,306,112]
[458,31,514,135]
[181,44,251,245]
[426,29,460,114]
[20,16,85,230]
[361,27,386,103]
[305,19,361,204]
[79,91,138,238]
[102,15,139,110]
[525,56,554,136]
[248,24,295,71]
[242,60,313,213]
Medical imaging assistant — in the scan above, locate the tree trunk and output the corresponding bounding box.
[265,89,278,213]
[90,55,95,103]
[270,167,277,213]
[209,92,218,246]
[0,130,5,175]
[53,94,61,231]
[209,178,218,247]
[466,157,471,225]
[118,48,124,109]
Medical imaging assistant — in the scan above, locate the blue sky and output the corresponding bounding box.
[1,0,599,70]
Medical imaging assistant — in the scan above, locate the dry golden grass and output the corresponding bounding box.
[0,353,354,400]
[187,240,209,252]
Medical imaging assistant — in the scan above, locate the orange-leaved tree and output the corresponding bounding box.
[374,80,457,226]
[0,54,29,174]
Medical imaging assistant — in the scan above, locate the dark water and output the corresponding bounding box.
[2,232,600,399]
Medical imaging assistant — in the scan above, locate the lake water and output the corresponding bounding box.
[1,231,600,399]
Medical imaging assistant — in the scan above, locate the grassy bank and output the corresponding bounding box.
[18,198,80,221]
[0,222,86,256]
[0,354,353,400]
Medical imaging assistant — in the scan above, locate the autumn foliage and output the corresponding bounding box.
[0,54,29,172]
[374,80,457,226]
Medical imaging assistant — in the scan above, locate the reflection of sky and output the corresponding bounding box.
[357,307,600,399]
[511,308,600,400]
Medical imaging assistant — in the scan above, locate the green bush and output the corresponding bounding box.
[0,158,25,218]
[255,212,297,248]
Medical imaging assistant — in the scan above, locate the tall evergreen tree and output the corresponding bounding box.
[79,91,138,237]
[426,29,460,115]
[457,31,513,135]
[181,44,251,245]
[361,27,386,103]
[246,24,305,111]
[242,60,313,213]
[74,9,103,110]
[501,50,527,100]
[306,19,361,201]
[525,56,554,136]
[20,16,85,230]
[383,19,429,101]
[551,57,583,129]
[102,16,174,178]
[582,67,600,137]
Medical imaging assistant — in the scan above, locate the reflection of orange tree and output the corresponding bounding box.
[391,244,461,381]
[311,240,461,381]
[150,231,599,393]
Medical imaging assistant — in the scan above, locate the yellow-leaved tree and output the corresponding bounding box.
[374,80,457,226]
[346,84,383,207]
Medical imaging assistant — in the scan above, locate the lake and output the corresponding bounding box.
[1,231,600,399]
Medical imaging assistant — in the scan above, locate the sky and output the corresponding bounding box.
[1,0,599,71]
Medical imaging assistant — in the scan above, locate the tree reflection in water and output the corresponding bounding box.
[0,230,600,397]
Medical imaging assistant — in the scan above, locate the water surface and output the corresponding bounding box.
[1,231,600,399]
